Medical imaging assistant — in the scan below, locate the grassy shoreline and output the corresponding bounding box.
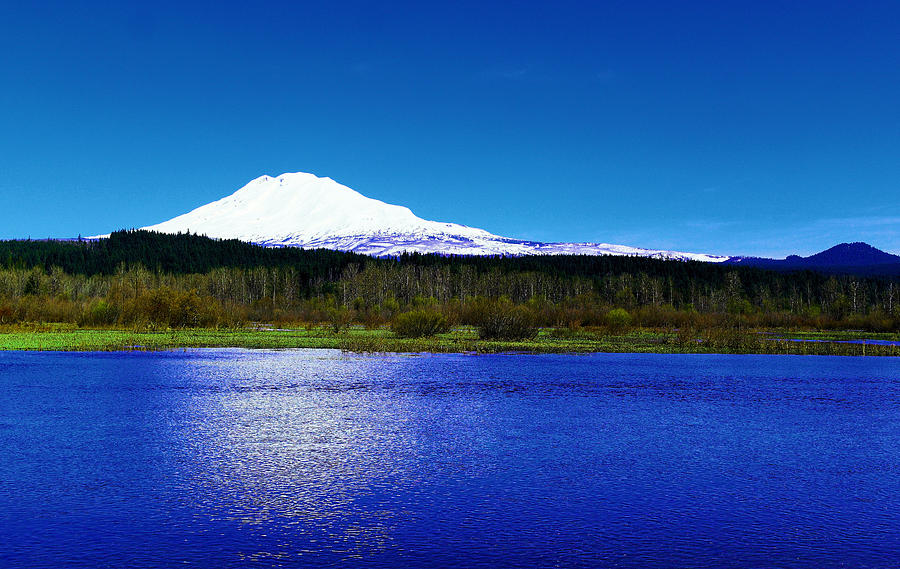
[1,325,899,356]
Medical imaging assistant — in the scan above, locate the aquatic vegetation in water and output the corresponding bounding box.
[1,324,899,356]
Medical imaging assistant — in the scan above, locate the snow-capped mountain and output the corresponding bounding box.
[130,172,729,262]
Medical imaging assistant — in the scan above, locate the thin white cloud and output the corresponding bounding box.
[810,215,900,228]
[479,66,531,80]
[682,220,739,231]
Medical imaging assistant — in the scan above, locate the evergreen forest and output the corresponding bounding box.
[1,230,899,335]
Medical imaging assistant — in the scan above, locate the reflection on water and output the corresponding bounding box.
[177,353,411,558]
[0,350,899,567]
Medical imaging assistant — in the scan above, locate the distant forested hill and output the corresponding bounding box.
[1,230,895,301]
[0,230,366,277]
[726,242,900,276]
[0,229,805,288]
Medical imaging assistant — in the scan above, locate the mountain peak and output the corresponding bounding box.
[144,172,436,245]
[806,242,899,266]
[726,241,900,275]
[112,172,731,261]
[243,172,339,193]
[824,241,874,250]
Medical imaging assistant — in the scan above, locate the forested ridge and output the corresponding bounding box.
[1,230,899,332]
[0,230,366,276]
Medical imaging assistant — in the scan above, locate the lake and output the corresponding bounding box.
[1,350,898,568]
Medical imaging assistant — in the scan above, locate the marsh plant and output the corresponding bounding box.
[391,310,451,338]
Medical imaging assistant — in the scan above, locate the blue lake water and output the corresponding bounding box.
[1,350,898,568]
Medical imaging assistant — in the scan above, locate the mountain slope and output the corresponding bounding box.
[726,242,900,275]
[130,172,729,261]
[803,242,900,267]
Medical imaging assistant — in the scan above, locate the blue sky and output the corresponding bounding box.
[1,0,899,257]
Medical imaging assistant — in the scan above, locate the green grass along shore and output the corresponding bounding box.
[2,325,899,356]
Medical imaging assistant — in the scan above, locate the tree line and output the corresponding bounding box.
[0,230,898,332]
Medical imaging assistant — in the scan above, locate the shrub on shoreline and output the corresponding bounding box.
[392,310,451,338]
[474,300,538,341]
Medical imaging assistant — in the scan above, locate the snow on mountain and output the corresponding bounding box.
[130,172,729,262]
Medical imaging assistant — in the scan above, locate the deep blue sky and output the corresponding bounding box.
[2,1,899,257]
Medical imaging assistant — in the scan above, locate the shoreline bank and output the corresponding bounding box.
[2,326,899,356]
